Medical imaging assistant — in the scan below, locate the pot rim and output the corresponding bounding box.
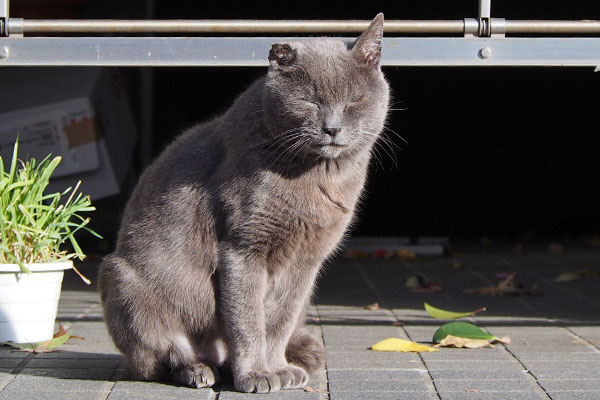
[0,260,74,273]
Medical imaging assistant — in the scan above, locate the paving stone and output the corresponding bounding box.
[437,391,543,400]
[420,348,511,362]
[516,352,600,362]
[329,377,429,393]
[538,379,600,391]
[26,357,122,369]
[217,389,320,400]
[325,350,424,370]
[328,369,429,381]
[5,368,116,392]
[0,389,111,400]
[0,358,25,369]
[525,361,600,379]
[548,392,600,400]
[108,390,214,400]
[428,369,529,380]
[433,378,534,392]
[328,390,436,400]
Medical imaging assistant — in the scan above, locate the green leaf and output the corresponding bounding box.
[432,321,497,343]
[424,302,486,320]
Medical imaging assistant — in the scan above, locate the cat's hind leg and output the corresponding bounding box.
[99,255,220,388]
[285,328,325,376]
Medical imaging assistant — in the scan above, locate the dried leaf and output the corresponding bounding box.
[364,302,381,310]
[465,272,541,297]
[424,302,486,320]
[405,275,425,288]
[340,249,370,259]
[493,336,511,345]
[395,249,417,259]
[3,327,73,353]
[371,249,387,259]
[405,275,443,293]
[435,335,494,349]
[370,338,438,352]
[304,386,315,392]
[452,260,463,269]
[553,272,582,283]
[549,242,565,254]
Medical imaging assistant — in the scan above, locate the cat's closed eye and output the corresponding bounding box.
[344,95,368,111]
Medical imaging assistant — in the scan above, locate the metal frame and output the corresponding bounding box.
[1,0,599,68]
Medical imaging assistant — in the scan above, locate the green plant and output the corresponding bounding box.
[0,140,101,278]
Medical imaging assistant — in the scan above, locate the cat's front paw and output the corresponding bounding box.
[171,362,220,388]
[235,371,282,393]
[275,364,309,390]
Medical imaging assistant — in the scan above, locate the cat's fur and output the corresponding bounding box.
[99,14,389,393]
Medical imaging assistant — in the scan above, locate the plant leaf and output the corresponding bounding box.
[370,338,438,352]
[424,302,486,319]
[432,321,497,343]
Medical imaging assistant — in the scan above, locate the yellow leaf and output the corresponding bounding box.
[370,338,438,352]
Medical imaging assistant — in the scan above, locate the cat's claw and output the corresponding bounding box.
[235,371,282,393]
[276,365,308,390]
[172,362,220,389]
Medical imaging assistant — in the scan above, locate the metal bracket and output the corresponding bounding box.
[478,0,491,37]
[0,0,8,37]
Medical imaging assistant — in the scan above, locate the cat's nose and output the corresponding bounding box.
[323,126,342,137]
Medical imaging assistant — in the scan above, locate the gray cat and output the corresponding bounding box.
[99,13,389,393]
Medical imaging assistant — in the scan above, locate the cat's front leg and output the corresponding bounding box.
[263,265,322,389]
[218,248,283,393]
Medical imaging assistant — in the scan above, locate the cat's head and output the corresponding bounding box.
[262,13,390,163]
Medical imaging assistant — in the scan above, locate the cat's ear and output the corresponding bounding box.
[269,43,298,69]
[352,13,384,67]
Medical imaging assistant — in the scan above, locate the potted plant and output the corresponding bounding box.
[0,140,100,344]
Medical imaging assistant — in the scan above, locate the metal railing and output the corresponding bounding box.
[1,0,600,68]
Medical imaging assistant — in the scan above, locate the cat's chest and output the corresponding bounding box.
[236,172,363,267]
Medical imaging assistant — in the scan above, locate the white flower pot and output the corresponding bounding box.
[0,261,73,344]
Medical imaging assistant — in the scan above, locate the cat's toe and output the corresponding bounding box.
[235,371,281,393]
[171,362,220,388]
[276,365,308,390]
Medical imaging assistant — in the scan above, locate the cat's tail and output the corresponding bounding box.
[285,329,326,376]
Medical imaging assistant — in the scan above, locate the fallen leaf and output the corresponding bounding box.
[405,275,425,288]
[304,386,315,392]
[395,249,417,259]
[4,330,72,353]
[433,322,497,343]
[371,249,387,259]
[549,242,565,253]
[465,272,542,297]
[424,302,486,320]
[405,275,443,293]
[435,335,494,349]
[493,336,511,345]
[364,302,381,310]
[583,234,600,247]
[452,260,463,269]
[553,272,582,283]
[340,249,370,259]
[370,338,438,352]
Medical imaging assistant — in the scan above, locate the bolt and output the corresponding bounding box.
[0,46,8,59]
[479,47,492,59]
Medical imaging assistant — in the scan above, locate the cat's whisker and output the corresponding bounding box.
[383,126,408,145]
